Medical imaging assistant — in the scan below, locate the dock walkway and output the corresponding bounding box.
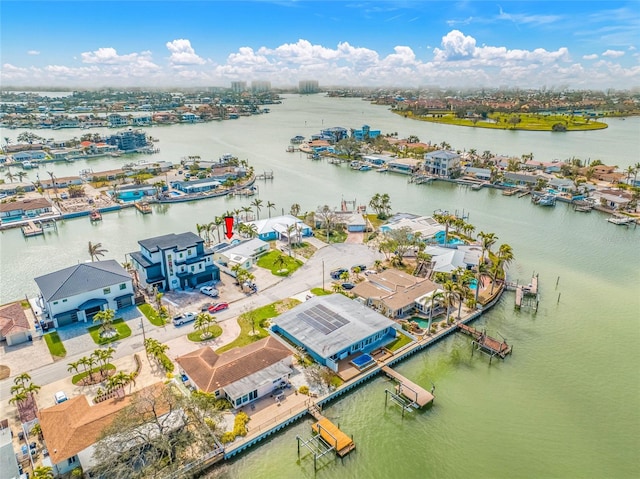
[381,366,434,407]
[311,417,355,457]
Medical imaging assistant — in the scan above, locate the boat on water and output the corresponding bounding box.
[607,215,634,225]
[290,135,305,144]
[359,164,372,171]
[471,183,483,190]
[135,201,152,214]
[90,210,102,222]
[532,194,556,206]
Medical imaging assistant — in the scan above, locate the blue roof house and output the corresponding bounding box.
[271,294,399,372]
[243,215,312,242]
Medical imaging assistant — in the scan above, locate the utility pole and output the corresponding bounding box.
[322,260,325,292]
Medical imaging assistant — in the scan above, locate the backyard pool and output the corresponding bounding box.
[350,353,375,370]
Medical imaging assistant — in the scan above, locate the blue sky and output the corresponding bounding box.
[1,1,639,89]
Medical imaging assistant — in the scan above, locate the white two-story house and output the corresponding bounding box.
[129,232,220,292]
[424,150,461,178]
[34,260,134,328]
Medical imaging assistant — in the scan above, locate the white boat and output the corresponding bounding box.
[607,215,634,225]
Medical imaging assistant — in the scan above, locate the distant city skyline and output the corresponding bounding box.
[1,1,639,90]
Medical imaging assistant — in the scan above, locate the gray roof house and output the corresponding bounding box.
[271,294,398,372]
[34,260,134,328]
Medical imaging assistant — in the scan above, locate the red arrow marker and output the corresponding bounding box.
[224,216,234,239]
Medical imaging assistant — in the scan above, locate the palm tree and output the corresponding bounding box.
[477,231,497,265]
[274,254,288,272]
[251,198,263,220]
[32,466,54,479]
[194,313,214,339]
[47,170,58,198]
[266,201,276,218]
[290,203,301,217]
[94,346,115,378]
[4,170,15,183]
[88,241,108,261]
[93,308,115,335]
[16,171,28,183]
[441,280,462,324]
[241,206,252,222]
[427,290,444,333]
[67,360,81,377]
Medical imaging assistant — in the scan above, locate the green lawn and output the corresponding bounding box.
[398,110,608,132]
[138,303,166,326]
[187,325,223,342]
[88,319,132,345]
[72,364,115,385]
[386,332,413,352]
[310,288,331,296]
[257,250,303,276]
[43,331,67,358]
[314,229,348,244]
[216,299,300,353]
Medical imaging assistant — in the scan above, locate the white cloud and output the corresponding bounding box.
[2,31,638,89]
[27,50,40,56]
[166,39,206,65]
[602,49,625,58]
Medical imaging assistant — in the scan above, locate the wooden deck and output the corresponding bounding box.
[458,324,512,359]
[311,417,355,457]
[381,366,434,407]
[22,221,43,237]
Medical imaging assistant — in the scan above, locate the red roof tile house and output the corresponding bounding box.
[176,336,293,409]
[38,383,170,476]
[0,302,32,346]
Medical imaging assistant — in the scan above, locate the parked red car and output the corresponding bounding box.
[208,302,229,313]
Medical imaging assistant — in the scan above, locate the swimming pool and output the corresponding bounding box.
[409,317,431,329]
[168,191,182,197]
[351,353,375,370]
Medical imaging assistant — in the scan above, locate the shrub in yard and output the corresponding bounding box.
[220,432,236,444]
[299,385,310,395]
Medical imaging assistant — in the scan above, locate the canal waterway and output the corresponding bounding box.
[0,95,639,478]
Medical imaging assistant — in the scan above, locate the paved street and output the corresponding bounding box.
[0,241,383,403]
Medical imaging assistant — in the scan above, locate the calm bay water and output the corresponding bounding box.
[1,95,639,478]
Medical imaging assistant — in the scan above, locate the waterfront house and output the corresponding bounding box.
[129,232,220,292]
[171,177,223,194]
[12,151,33,163]
[243,215,312,242]
[38,383,173,477]
[463,167,492,181]
[333,211,367,232]
[424,150,461,178]
[351,125,381,141]
[0,198,52,222]
[113,183,157,201]
[131,115,152,126]
[181,112,201,123]
[271,294,398,372]
[548,178,576,193]
[503,172,543,187]
[351,269,439,319]
[106,129,148,151]
[313,127,349,143]
[0,181,36,196]
[34,260,134,328]
[380,215,445,242]
[176,336,294,408]
[40,176,83,189]
[213,238,270,271]
[386,157,421,174]
[0,302,32,346]
[107,114,129,128]
[590,189,633,210]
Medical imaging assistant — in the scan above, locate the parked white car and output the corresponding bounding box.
[54,391,68,404]
[172,312,196,326]
[199,286,219,298]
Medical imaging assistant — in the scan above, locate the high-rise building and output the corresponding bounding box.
[251,81,271,93]
[231,81,247,93]
[299,80,319,94]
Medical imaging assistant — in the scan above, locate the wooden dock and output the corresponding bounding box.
[21,221,43,237]
[515,273,539,311]
[381,366,434,407]
[458,323,512,362]
[135,201,152,214]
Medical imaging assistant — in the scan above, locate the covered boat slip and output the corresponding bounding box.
[381,366,434,407]
[311,418,355,457]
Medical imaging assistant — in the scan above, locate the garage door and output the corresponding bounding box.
[116,295,133,308]
[56,312,77,327]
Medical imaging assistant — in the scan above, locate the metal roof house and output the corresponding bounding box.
[34,260,134,328]
[129,232,220,292]
[271,294,398,372]
[243,215,312,242]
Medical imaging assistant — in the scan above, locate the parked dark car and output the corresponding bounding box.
[330,268,348,280]
[341,282,356,290]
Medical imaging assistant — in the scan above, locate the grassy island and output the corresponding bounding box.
[396,111,608,132]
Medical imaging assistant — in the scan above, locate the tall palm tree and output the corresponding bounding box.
[194,313,214,339]
[241,206,252,222]
[290,203,301,217]
[427,290,444,333]
[16,171,28,182]
[93,308,115,335]
[88,241,108,261]
[4,170,15,183]
[67,360,81,377]
[46,170,58,198]
[266,201,276,218]
[251,198,263,220]
[441,280,462,323]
